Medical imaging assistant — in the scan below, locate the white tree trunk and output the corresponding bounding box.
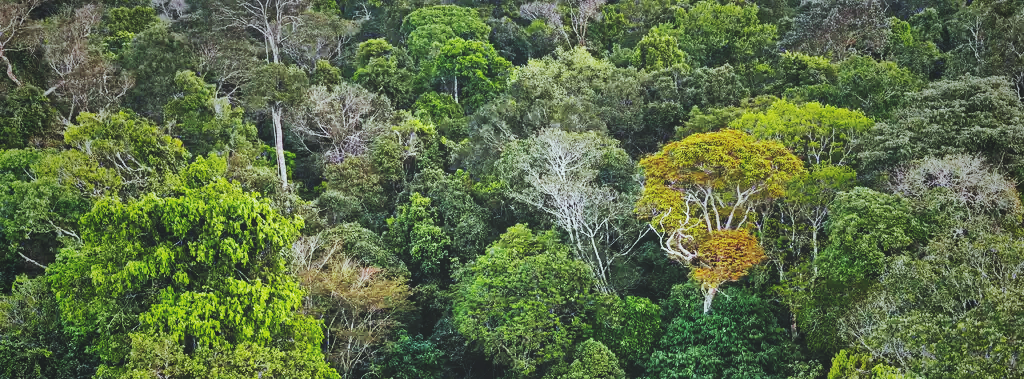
[272,103,288,188]
[703,287,718,314]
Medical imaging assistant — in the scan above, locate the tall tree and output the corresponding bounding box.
[221,0,307,188]
[497,129,646,294]
[636,129,804,312]
[48,179,337,377]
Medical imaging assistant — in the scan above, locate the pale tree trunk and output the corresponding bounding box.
[703,287,718,314]
[1,52,20,86]
[272,103,288,187]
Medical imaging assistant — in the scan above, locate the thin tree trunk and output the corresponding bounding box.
[1,52,22,87]
[703,287,718,314]
[272,103,288,188]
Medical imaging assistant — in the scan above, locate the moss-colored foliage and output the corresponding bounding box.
[883,17,943,78]
[413,92,463,127]
[311,60,342,87]
[408,168,493,266]
[407,24,456,62]
[786,55,922,120]
[591,295,662,367]
[371,331,446,379]
[0,85,57,149]
[65,111,189,197]
[0,276,99,379]
[317,156,391,229]
[163,71,257,157]
[647,284,801,379]
[860,75,1024,181]
[355,39,395,68]
[818,187,923,286]
[454,225,595,377]
[101,6,158,54]
[544,339,626,379]
[384,192,452,282]
[354,55,414,109]
[631,29,688,72]
[773,52,838,91]
[120,25,197,121]
[48,180,336,377]
[243,63,309,108]
[827,350,906,379]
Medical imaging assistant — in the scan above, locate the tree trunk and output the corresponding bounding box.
[790,312,799,340]
[703,286,718,314]
[272,103,288,188]
[1,52,22,87]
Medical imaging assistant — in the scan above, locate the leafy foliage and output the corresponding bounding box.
[453,225,595,377]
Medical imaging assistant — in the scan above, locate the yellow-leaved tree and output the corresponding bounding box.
[636,129,803,313]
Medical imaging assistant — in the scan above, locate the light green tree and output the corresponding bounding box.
[48,179,337,378]
[631,29,688,72]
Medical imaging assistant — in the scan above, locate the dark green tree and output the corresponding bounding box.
[453,225,595,377]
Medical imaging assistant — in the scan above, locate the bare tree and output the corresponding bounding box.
[41,5,134,123]
[281,12,360,70]
[289,83,392,164]
[0,0,44,87]
[292,233,412,378]
[888,154,1022,224]
[221,0,307,187]
[41,5,133,122]
[565,0,605,46]
[520,2,570,45]
[501,129,647,294]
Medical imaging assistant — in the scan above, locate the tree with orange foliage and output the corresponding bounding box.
[636,129,803,313]
[693,230,766,313]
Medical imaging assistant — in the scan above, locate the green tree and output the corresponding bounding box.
[119,24,197,121]
[659,1,776,68]
[859,76,1024,180]
[101,6,159,55]
[544,339,625,379]
[730,99,874,166]
[453,224,595,377]
[430,38,511,113]
[48,179,336,377]
[786,55,922,119]
[243,63,309,188]
[591,295,662,368]
[0,84,57,149]
[631,29,688,72]
[401,5,490,41]
[647,284,800,379]
[163,70,257,157]
[818,187,923,286]
[64,111,189,197]
[407,24,456,62]
[0,276,99,378]
[383,192,453,283]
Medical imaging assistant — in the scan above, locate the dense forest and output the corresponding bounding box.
[2,0,1024,377]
